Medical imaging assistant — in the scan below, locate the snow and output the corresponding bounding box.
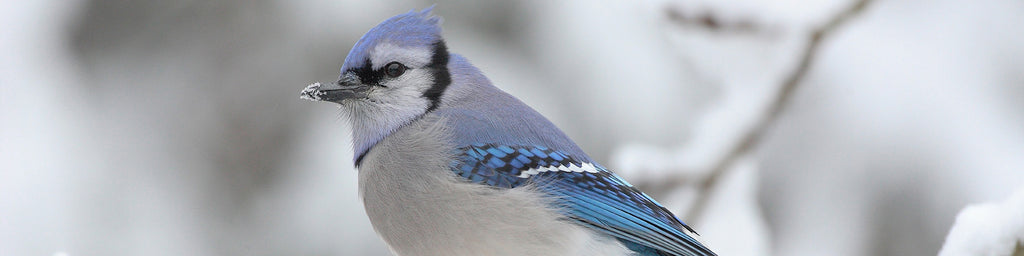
[939,188,1024,256]
[299,82,325,101]
[0,1,91,255]
[615,0,1024,256]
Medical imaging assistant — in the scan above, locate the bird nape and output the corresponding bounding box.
[300,6,716,256]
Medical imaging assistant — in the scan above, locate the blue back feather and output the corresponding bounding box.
[435,55,592,161]
[447,144,715,256]
[436,56,715,255]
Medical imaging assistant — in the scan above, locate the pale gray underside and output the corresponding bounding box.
[358,114,631,256]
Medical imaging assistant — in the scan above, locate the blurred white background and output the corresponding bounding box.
[2,0,1022,255]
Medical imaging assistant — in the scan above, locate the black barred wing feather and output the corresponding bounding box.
[449,143,716,256]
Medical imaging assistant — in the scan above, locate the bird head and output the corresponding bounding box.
[304,7,449,109]
[301,7,452,164]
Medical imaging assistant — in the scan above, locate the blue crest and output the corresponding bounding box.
[341,7,443,73]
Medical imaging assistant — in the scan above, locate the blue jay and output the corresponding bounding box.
[301,7,716,256]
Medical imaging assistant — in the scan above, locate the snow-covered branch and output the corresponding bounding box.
[939,188,1024,256]
[688,0,874,223]
[621,0,874,223]
[613,0,875,254]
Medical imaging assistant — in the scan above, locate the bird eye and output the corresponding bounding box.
[384,62,406,78]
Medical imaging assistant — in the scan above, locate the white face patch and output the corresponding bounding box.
[370,42,433,70]
[340,43,438,160]
[366,68,433,104]
[516,162,601,179]
[338,40,445,163]
[357,41,437,117]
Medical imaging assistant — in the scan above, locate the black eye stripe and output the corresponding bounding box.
[348,58,384,85]
[349,59,413,85]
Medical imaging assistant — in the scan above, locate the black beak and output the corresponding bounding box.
[299,78,369,103]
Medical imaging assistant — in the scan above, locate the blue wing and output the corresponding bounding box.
[450,143,716,256]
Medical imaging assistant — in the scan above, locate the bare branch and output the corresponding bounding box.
[665,8,759,34]
[643,0,875,224]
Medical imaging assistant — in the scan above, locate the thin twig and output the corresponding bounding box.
[646,0,874,224]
